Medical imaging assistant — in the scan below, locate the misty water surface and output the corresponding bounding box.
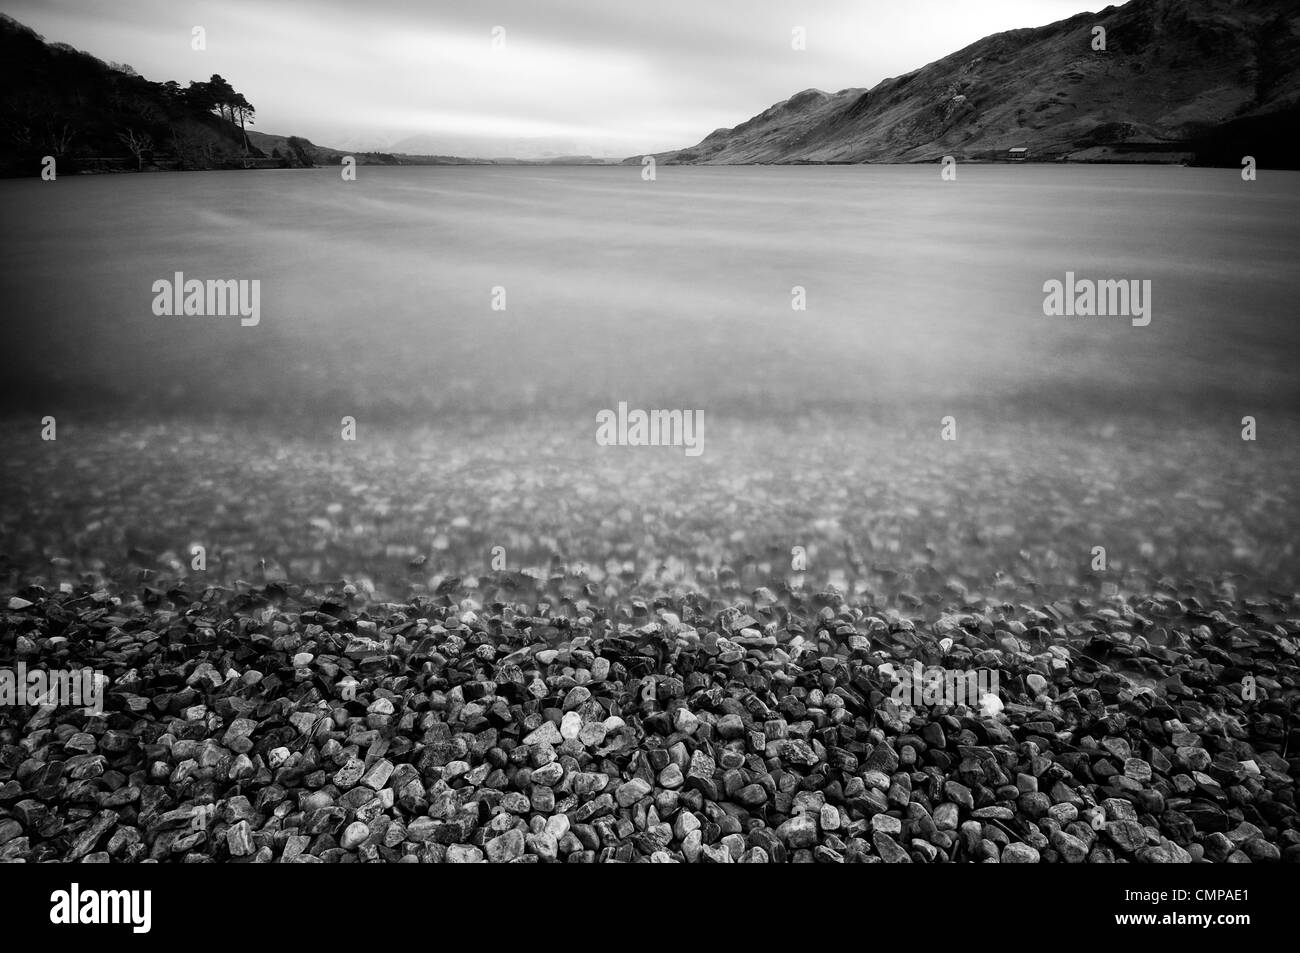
[2,164,1297,425]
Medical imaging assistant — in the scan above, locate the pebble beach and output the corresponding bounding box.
[1,413,1296,863]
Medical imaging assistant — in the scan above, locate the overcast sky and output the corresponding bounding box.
[5,0,1101,156]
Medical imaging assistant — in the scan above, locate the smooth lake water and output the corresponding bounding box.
[2,165,1299,590]
[2,164,1298,424]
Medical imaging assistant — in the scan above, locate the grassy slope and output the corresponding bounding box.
[654,0,1300,166]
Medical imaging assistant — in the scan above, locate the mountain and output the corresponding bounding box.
[386,133,626,161]
[244,131,407,166]
[247,129,623,166]
[643,0,1300,166]
[0,14,266,176]
[245,130,563,166]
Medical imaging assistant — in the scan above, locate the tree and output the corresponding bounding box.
[230,92,255,161]
[169,125,208,170]
[0,115,34,148]
[117,128,153,170]
[42,119,74,155]
[0,98,38,148]
[286,136,315,168]
[184,79,216,115]
[1,92,60,152]
[127,94,163,124]
[206,74,237,122]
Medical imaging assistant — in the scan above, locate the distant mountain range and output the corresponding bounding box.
[245,131,618,167]
[242,131,488,167]
[370,132,628,161]
[640,0,1300,166]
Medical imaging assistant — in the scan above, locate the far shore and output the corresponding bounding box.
[7,154,1268,179]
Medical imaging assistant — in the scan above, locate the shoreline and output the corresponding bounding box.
[6,156,1290,180]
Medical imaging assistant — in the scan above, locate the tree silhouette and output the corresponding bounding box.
[116,128,152,169]
[230,91,255,160]
[206,74,238,122]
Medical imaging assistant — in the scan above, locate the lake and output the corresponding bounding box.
[3,164,1299,592]
[3,164,1298,424]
